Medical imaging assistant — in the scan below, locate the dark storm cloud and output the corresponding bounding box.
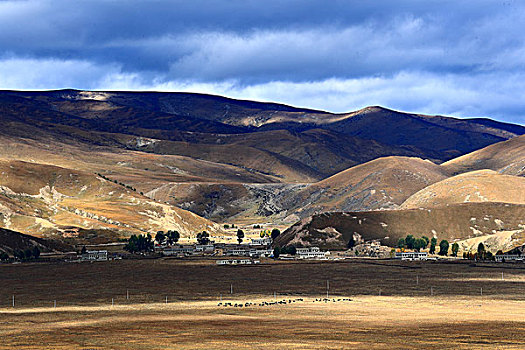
[0,0,524,124]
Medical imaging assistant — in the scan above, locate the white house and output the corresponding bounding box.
[162,245,195,256]
[249,237,272,246]
[249,248,274,258]
[296,247,329,259]
[495,254,523,262]
[394,251,428,261]
[216,259,260,265]
[225,247,252,256]
[82,250,108,261]
[195,244,215,253]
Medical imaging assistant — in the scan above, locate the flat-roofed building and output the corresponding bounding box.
[394,251,428,261]
[81,250,108,261]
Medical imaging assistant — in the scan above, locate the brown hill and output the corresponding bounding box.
[441,134,525,176]
[0,160,221,240]
[276,203,525,251]
[278,156,448,221]
[401,170,525,209]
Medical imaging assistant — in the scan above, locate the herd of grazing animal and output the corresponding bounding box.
[217,297,352,308]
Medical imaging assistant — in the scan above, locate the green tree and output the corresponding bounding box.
[273,246,281,259]
[413,238,426,252]
[451,243,459,257]
[439,240,449,256]
[405,235,415,249]
[429,237,437,254]
[124,234,154,253]
[421,236,429,249]
[271,229,281,240]
[0,252,9,261]
[166,230,180,245]
[288,246,297,255]
[223,224,230,229]
[397,238,406,248]
[237,229,245,244]
[81,246,87,254]
[155,231,166,245]
[196,231,210,245]
[477,242,486,260]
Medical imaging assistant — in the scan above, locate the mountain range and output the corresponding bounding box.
[0,89,523,252]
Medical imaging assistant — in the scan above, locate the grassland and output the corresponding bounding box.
[2,259,525,349]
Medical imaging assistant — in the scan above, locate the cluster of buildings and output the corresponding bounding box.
[157,238,275,258]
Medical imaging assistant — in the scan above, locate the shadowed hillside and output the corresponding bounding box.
[276,203,525,251]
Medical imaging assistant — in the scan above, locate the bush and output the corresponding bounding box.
[271,229,281,240]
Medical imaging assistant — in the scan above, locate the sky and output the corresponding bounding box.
[0,0,524,124]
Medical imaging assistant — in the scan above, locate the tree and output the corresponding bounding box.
[81,246,87,255]
[439,240,449,256]
[271,229,281,240]
[347,234,355,249]
[32,246,40,259]
[397,238,406,248]
[273,246,281,259]
[237,229,245,244]
[405,235,415,249]
[421,236,429,249]
[166,230,180,245]
[0,252,9,262]
[413,238,425,252]
[288,246,297,255]
[451,243,459,257]
[155,231,166,245]
[24,249,33,260]
[223,224,230,229]
[429,237,437,254]
[477,242,486,260]
[13,250,24,260]
[196,231,210,245]
[124,234,154,253]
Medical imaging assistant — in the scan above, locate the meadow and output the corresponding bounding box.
[2,259,525,349]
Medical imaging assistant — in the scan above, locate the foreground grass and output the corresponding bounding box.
[2,259,525,348]
[1,296,525,349]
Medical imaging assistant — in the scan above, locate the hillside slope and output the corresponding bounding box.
[441,134,525,176]
[279,156,448,221]
[0,160,221,240]
[0,227,71,256]
[401,170,525,209]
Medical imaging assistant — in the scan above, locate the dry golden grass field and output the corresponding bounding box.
[2,259,525,349]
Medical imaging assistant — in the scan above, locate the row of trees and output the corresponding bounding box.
[272,245,296,258]
[463,242,495,260]
[397,235,430,251]
[397,234,461,256]
[124,234,154,253]
[154,230,180,246]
